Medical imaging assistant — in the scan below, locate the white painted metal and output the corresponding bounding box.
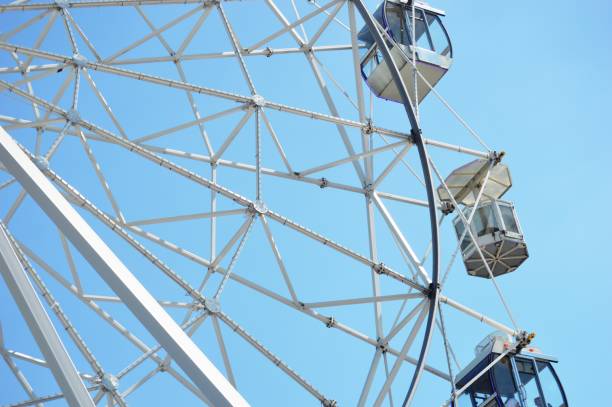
[0,2,527,405]
[0,223,95,407]
[0,126,249,407]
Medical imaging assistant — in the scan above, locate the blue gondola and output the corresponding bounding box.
[358,0,452,103]
[453,333,568,407]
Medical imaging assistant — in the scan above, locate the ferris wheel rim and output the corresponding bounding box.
[354,1,440,404]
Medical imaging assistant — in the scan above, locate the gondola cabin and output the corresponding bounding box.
[453,333,568,407]
[453,200,528,278]
[358,0,452,103]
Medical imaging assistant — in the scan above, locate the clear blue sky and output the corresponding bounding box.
[0,1,610,406]
[438,1,612,405]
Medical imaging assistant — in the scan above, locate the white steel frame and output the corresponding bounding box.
[0,1,525,406]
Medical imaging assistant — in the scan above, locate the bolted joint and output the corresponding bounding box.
[251,94,266,108]
[428,282,440,299]
[54,0,68,9]
[325,316,336,328]
[319,177,329,189]
[204,297,221,314]
[264,47,273,57]
[100,373,119,392]
[249,199,268,215]
[158,360,170,372]
[72,53,87,69]
[410,127,423,142]
[364,183,373,198]
[66,108,81,124]
[300,43,312,53]
[373,262,385,275]
[322,400,338,407]
[440,201,455,215]
[34,156,49,172]
[376,338,389,354]
[363,119,374,135]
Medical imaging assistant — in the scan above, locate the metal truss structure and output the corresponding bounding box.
[0,0,525,405]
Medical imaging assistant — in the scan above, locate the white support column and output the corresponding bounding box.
[0,224,95,407]
[0,126,249,407]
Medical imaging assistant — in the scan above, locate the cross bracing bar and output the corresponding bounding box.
[0,63,62,74]
[245,0,342,52]
[110,45,356,65]
[217,311,333,405]
[13,169,343,405]
[0,126,250,407]
[0,10,50,41]
[140,144,366,194]
[17,240,210,403]
[0,0,241,12]
[0,78,429,294]
[37,154,464,386]
[6,231,129,405]
[8,100,511,354]
[6,386,101,407]
[37,159,451,384]
[0,341,42,407]
[22,157,350,400]
[0,224,95,407]
[4,350,97,385]
[0,42,412,141]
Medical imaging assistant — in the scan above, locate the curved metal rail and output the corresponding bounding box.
[353,1,441,405]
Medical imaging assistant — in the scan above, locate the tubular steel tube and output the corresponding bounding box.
[352,1,441,405]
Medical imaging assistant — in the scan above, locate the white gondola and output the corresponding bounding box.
[358,0,453,103]
[438,158,527,278]
[453,200,528,278]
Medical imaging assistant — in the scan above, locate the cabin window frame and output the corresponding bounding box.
[383,1,453,57]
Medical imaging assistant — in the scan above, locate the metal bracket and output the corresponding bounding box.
[490,150,506,165]
[204,297,221,314]
[440,201,455,215]
[373,262,385,275]
[100,373,119,392]
[72,53,87,69]
[251,94,266,108]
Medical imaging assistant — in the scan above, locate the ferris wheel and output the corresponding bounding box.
[0,0,568,406]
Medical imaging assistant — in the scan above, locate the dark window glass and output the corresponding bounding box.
[466,369,496,406]
[493,357,521,405]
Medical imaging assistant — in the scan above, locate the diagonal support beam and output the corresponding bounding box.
[0,223,95,407]
[0,126,249,407]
